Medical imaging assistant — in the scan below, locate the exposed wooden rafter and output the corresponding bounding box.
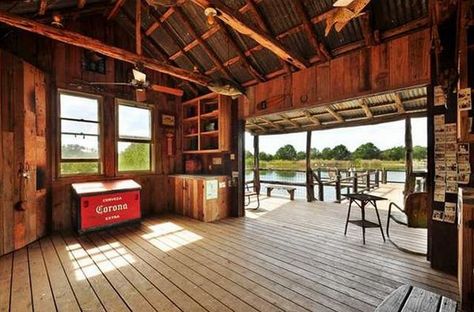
[144,7,174,36]
[78,0,87,9]
[215,19,266,82]
[38,0,48,16]
[326,107,344,122]
[135,0,142,55]
[191,0,309,70]
[359,99,373,118]
[279,114,300,128]
[392,94,405,113]
[121,8,200,96]
[106,0,127,21]
[258,117,282,130]
[0,10,211,85]
[174,6,239,83]
[303,110,321,126]
[293,0,331,61]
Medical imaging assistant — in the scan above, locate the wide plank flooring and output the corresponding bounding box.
[0,196,458,312]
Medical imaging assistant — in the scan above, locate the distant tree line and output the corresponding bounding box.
[245,142,427,161]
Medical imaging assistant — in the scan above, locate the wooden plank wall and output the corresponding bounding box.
[240,29,431,118]
[0,16,182,233]
[0,50,48,255]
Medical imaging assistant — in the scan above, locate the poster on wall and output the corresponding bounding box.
[205,179,219,200]
[443,202,456,223]
[457,143,471,184]
[458,88,472,111]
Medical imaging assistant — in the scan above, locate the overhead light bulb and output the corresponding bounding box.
[204,7,217,26]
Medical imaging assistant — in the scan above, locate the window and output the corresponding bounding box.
[117,102,153,172]
[59,91,101,176]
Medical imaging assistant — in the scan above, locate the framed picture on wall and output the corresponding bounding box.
[161,113,175,127]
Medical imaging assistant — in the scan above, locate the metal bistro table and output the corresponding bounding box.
[344,193,386,244]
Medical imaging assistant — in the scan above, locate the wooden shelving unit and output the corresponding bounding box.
[182,93,231,154]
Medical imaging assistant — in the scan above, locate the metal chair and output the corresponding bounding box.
[245,181,260,210]
[386,192,428,255]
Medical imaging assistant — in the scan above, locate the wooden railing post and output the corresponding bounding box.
[375,169,380,187]
[316,168,324,201]
[366,170,370,191]
[382,168,387,184]
[353,172,358,193]
[253,135,260,195]
[335,172,341,203]
[305,131,315,202]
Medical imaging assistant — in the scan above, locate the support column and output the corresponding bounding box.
[306,131,315,202]
[253,135,260,195]
[404,117,415,198]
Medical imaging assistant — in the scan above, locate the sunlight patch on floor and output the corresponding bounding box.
[66,241,134,281]
[245,196,290,219]
[143,222,202,252]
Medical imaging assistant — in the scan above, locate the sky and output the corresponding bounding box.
[245,117,427,154]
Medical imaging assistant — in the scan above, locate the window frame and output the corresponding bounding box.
[57,89,104,178]
[115,99,155,174]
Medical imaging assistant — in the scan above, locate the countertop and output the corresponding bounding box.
[169,174,229,180]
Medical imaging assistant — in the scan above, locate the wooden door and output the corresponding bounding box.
[0,51,49,256]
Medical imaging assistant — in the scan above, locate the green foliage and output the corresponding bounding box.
[118,143,150,171]
[381,146,405,161]
[310,148,320,159]
[245,150,253,159]
[413,145,427,160]
[60,144,99,175]
[352,142,381,160]
[331,144,351,160]
[320,147,333,160]
[296,151,306,160]
[274,144,297,160]
[259,152,273,161]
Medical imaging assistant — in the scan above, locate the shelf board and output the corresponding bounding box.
[183,149,220,154]
[183,116,198,122]
[200,130,219,137]
[200,111,218,119]
[184,133,199,138]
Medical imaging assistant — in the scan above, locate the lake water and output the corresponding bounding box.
[245,169,407,202]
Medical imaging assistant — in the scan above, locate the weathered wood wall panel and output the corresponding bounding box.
[241,29,431,119]
[0,51,48,255]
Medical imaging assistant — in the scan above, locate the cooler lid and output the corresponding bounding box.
[72,179,141,196]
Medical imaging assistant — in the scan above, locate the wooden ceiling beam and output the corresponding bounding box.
[106,0,127,21]
[279,114,300,128]
[144,2,205,74]
[303,110,321,126]
[174,6,238,82]
[0,10,211,85]
[392,94,405,113]
[258,117,282,130]
[293,0,331,61]
[191,0,309,70]
[78,0,87,9]
[38,0,48,16]
[135,0,142,56]
[359,99,373,118]
[326,107,344,122]
[144,7,175,36]
[121,8,200,96]
[215,19,266,82]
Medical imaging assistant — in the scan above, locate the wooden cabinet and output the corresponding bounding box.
[181,94,231,154]
[459,188,474,312]
[169,175,230,222]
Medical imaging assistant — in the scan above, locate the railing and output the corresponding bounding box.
[247,168,427,203]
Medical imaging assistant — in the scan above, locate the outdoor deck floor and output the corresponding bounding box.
[0,188,458,312]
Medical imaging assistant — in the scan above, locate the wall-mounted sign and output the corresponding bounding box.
[161,113,175,127]
[206,179,218,200]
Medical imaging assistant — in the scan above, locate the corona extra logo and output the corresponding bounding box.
[95,203,128,215]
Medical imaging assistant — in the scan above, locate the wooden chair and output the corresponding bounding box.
[245,181,260,210]
[386,192,428,255]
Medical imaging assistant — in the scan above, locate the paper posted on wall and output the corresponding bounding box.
[443,202,456,223]
[434,86,446,106]
[458,88,472,111]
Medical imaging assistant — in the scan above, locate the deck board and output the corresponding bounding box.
[0,196,458,312]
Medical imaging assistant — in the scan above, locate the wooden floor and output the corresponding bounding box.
[0,192,458,312]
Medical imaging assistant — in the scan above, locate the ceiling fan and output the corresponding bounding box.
[88,68,184,102]
[325,0,371,36]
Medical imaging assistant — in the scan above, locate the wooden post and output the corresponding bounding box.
[366,170,370,191]
[317,168,324,201]
[382,168,387,184]
[375,169,380,187]
[305,131,315,202]
[335,172,341,203]
[353,172,358,193]
[253,135,260,195]
[404,117,415,198]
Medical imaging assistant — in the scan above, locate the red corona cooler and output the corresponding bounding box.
[71,180,141,233]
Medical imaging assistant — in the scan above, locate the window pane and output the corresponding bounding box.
[61,134,99,159]
[118,105,151,140]
[60,93,98,121]
[118,142,151,171]
[61,120,99,135]
[61,162,99,175]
